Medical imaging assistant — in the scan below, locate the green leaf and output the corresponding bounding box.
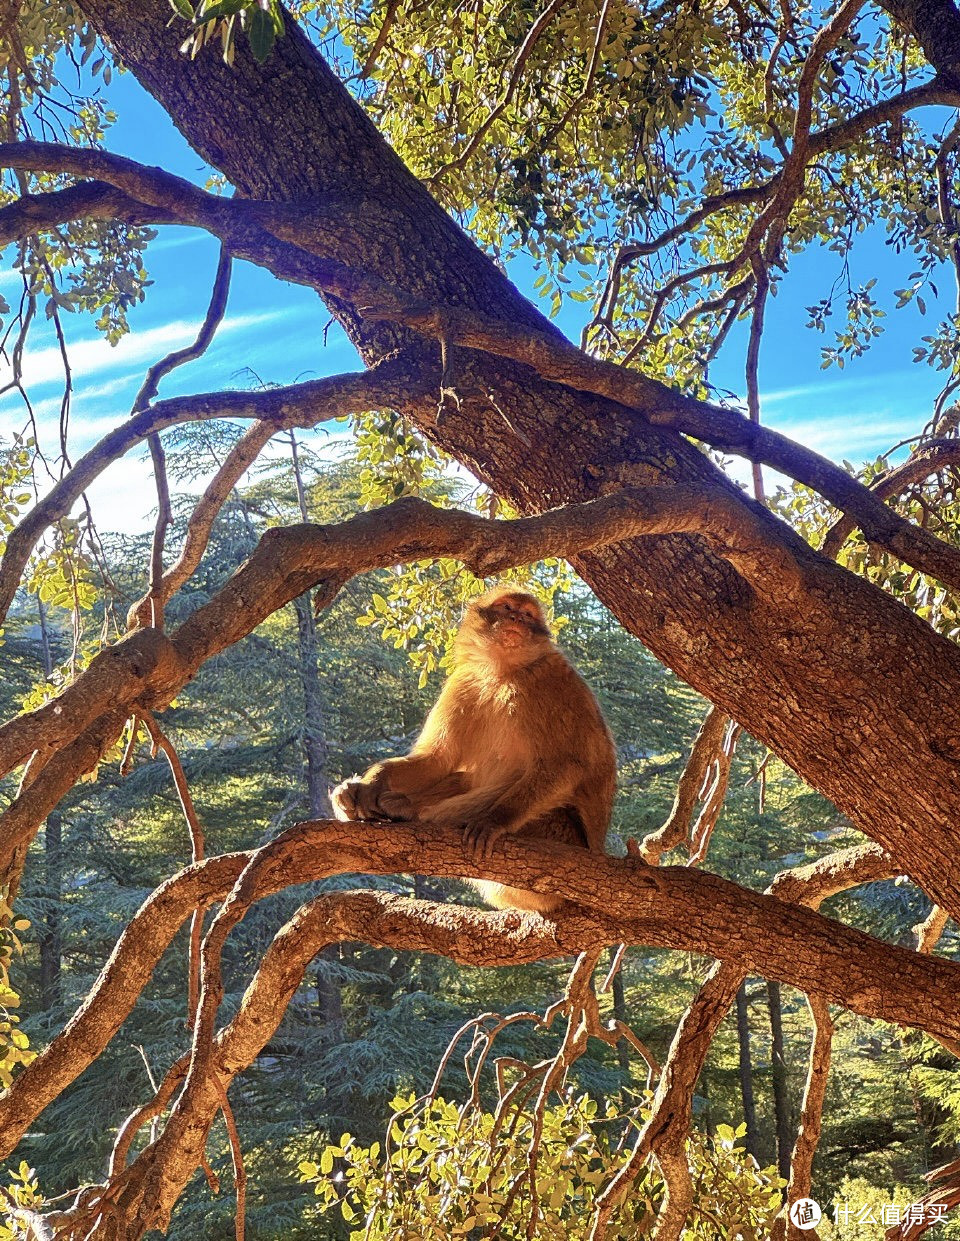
[248,6,276,61]
[168,0,194,15]
[198,0,247,18]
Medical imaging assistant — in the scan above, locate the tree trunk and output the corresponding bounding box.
[288,435,341,1030]
[288,431,330,818]
[768,980,793,1185]
[38,809,62,1011]
[292,593,329,818]
[736,980,761,1159]
[78,0,960,922]
[36,599,63,1010]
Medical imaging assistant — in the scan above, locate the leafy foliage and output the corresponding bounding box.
[301,1093,782,1239]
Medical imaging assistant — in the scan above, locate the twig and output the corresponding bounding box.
[215,1078,246,1241]
[428,0,568,184]
[139,709,205,1025]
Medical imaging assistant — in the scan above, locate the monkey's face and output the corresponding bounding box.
[465,590,551,660]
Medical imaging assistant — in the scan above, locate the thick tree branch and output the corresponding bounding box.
[6,143,960,598]
[28,814,960,1239]
[0,823,953,1167]
[338,296,960,597]
[0,484,808,790]
[593,839,901,1234]
[766,841,895,908]
[6,469,960,930]
[0,179,177,243]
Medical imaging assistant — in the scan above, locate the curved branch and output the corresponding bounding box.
[0,355,429,627]
[133,245,232,411]
[0,479,811,786]
[592,838,900,1235]
[0,822,956,1169]
[358,300,960,594]
[766,841,895,908]
[0,180,177,243]
[822,438,960,557]
[6,142,960,598]
[0,140,420,306]
[41,819,960,1239]
[0,852,249,1160]
[640,704,730,864]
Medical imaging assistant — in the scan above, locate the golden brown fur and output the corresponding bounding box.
[332,587,617,914]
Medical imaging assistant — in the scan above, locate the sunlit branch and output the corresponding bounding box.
[0,355,429,627]
[31,824,960,1237]
[822,437,960,557]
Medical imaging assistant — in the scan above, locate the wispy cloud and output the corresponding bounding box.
[782,412,917,458]
[0,310,290,394]
[760,370,920,408]
[146,230,211,254]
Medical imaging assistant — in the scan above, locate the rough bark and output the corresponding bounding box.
[640,704,729,864]
[69,0,960,926]
[2,821,960,1164]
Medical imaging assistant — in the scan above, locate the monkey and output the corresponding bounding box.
[332,586,617,914]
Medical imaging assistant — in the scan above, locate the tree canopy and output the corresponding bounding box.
[4,0,960,1236]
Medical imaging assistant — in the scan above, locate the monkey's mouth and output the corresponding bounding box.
[496,626,527,648]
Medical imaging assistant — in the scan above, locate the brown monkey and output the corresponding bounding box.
[332,587,616,914]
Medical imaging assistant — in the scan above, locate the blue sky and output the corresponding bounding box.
[0,47,953,536]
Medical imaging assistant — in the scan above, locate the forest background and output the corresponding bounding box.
[3,0,960,1238]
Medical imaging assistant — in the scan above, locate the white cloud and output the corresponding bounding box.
[778,412,916,458]
[0,310,289,395]
[146,230,210,254]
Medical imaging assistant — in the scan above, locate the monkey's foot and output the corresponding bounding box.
[462,821,509,860]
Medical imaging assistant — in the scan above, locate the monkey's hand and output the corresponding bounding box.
[331,774,414,822]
